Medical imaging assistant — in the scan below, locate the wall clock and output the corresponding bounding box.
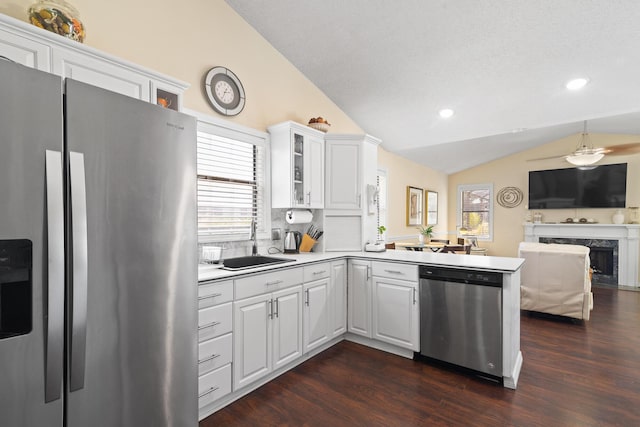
[204,66,245,116]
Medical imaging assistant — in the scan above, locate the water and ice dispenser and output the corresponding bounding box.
[0,240,32,339]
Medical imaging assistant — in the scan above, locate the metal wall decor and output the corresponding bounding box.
[496,186,524,208]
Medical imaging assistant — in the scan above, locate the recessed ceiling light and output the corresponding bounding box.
[566,78,589,90]
[439,108,454,118]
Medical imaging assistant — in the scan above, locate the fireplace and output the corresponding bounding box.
[539,237,618,285]
[524,223,640,288]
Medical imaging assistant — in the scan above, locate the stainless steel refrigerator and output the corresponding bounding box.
[0,59,198,426]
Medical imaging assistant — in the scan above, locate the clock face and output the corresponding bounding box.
[204,67,245,116]
[214,80,235,104]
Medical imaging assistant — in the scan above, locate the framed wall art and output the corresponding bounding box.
[425,190,438,225]
[406,186,423,226]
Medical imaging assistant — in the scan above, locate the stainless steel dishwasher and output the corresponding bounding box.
[418,265,503,379]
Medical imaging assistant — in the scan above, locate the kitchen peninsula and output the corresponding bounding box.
[198,250,524,420]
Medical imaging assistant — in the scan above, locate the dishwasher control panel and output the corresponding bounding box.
[419,265,502,286]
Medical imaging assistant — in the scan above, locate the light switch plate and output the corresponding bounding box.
[271,228,282,240]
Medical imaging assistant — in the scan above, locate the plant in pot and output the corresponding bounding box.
[417,225,434,244]
[377,225,386,243]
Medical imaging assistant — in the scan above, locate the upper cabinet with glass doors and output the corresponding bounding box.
[269,121,325,209]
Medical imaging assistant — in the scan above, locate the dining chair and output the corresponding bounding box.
[431,239,450,244]
[441,244,471,254]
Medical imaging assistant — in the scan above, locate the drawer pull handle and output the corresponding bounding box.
[198,293,222,301]
[384,269,403,275]
[198,353,221,364]
[312,270,327,275]
[198,386,220,398]
[198,321,221,331]
[266,280,283,286]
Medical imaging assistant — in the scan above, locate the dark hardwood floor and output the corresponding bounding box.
[200,286,640,426]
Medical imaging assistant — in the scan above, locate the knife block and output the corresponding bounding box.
[299,233,317,252]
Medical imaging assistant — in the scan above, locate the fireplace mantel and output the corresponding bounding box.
[524,223,640,287]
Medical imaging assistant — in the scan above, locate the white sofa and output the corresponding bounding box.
[518,242,593,320]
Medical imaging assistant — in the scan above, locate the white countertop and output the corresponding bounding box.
[198,250,524,282]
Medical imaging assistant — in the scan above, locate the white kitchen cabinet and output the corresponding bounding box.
[52,47,150,100]
[0,25,50,70]
[233,293,271,390]
[325,140,361,209]
[0,14,187,110]
[323,133,381,251]
[269,121,325,208]
[348,259,372,338]
[330,260,347,337]
[371,262,419,351]
[233,285,303,390]
[303,278,330,353]
[198,364,232,410]
[197,279,234,412]
[272,286,304,370]
[302,263,331,353]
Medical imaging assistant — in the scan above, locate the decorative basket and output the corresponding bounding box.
[308,122,330,133]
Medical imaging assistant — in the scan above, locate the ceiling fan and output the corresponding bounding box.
[528,121,640,166]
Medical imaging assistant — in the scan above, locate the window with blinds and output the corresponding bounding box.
[457,183,493,240]
[197,130,267,242]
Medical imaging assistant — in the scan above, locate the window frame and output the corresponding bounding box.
[188,109,271,244]
[376,168,388,239]
[456,183,494,241]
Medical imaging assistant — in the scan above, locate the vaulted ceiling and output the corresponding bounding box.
[226,0,640,174]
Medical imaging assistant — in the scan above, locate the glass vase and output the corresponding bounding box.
[28,0,85,43]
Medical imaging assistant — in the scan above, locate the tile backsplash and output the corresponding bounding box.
[198,208,324,262]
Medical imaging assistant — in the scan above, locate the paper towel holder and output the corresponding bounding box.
[285,209,313,224]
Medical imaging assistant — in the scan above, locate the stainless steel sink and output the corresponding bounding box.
[222,255,293,271]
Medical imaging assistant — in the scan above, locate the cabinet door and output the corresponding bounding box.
[0,28,50,71]
[304,135,325,208]
[233,294,271,390]
[325,141,361,209]
[330,260,347,337]
[348,260,371,338]
[52,47,150,100]
[303,279,330,353]
[272,286,303,370]
[372,277,419,351]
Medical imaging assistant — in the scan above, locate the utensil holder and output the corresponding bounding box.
[299,234,317,252]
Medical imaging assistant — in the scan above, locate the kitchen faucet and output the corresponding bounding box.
[250,219,258,256]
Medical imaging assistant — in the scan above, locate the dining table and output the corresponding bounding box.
[394,242,446,252]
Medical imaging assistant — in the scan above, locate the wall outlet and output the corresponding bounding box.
[271,228,282,240]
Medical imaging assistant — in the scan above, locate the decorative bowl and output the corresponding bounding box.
[308,122,330,133]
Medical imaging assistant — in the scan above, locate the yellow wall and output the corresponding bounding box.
[378,146,449,241]
[3,0,449,238]
[448,133,640,257]
[2,0,363,133]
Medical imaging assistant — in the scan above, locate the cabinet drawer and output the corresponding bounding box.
[372,261,418,282]
[198,280,233,309]
[198,364,232,409]
[303,262,331,282]
[198,302,232,342]
[235,267,303,300]
[198,333,232,376]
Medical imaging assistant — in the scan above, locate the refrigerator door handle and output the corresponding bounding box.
[69,151,89,392]
[45,150,65,402]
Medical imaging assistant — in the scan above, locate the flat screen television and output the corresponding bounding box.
[528,163,627,209]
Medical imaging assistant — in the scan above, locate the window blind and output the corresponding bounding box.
[197,131,266,241]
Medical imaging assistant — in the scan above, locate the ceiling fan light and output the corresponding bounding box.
[566,152,604,166]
